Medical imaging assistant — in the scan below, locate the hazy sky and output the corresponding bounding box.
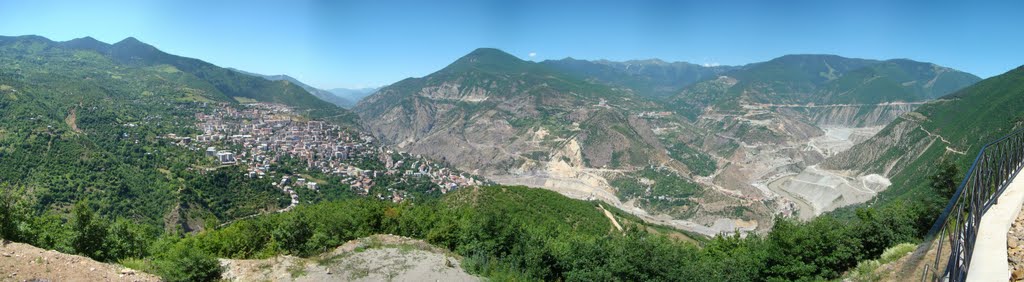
[1,0,1021,89]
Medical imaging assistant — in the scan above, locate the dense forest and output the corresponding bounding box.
[1,179,955,281]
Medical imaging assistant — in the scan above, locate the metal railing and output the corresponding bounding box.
[923,127,1024,281]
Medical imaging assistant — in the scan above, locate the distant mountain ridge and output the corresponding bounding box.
[226,68,361,108]
[671,54,981,119]
[328,87,378,105]
[541,57,736,98]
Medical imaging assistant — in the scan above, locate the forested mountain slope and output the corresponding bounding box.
[671,54,981,119]
[541,57,735,98]
[0,35,311,234]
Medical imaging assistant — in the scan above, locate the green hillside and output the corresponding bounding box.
[541,58,735,98]
[73,183,922,281]
[0,34,316,236]
[74,37,337,110]
[670,54,981,119]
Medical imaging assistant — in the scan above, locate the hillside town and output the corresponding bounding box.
[169,102,482,206]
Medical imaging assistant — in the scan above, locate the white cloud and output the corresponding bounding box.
[528,52,537,58]
[702,62,720,67]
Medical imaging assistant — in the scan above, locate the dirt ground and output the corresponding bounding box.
[0,240,158,282]
[221,234,479,282]
[869,239,949,282]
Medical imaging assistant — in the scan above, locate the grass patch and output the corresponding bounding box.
[117,257,153,273]
[841,242,916,281]
[233,96,259,104]
[287,260,308,278]
[316,252,352,266]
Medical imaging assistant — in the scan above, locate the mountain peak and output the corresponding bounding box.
[456,48,524,65]
[443,48,530,74]
[465,47,514,57]
[74,36,101,43]
[114,36,147,47]
[61,36,110,51]
[108,36,164,63]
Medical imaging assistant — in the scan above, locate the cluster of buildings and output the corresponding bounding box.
[173,102,482,204]
[637,111,674,118]
[273,175,305,212]
[377,150,482,194]
[181,103,376,175]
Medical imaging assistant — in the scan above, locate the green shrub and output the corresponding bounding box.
[155,238,222,282]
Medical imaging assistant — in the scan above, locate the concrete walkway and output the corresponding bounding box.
[967,175,1024,281]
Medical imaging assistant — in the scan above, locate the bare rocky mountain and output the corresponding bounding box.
[660,55,981,220]
[355,48,759,235]
[354,49,981,235]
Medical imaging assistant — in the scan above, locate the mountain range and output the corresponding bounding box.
[354,47,981,234]
[540,58,736,98]
[327,87,378,106]
[4,33,1023,281]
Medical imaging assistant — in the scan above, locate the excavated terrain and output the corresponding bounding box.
[354,50,965,236]
[691,103,914,223]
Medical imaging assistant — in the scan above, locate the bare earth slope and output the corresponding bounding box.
[356,50,981,235]
[0,240,158,282]
[354,49,758,235]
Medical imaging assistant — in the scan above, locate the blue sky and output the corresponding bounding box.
[1,0,1021,89]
